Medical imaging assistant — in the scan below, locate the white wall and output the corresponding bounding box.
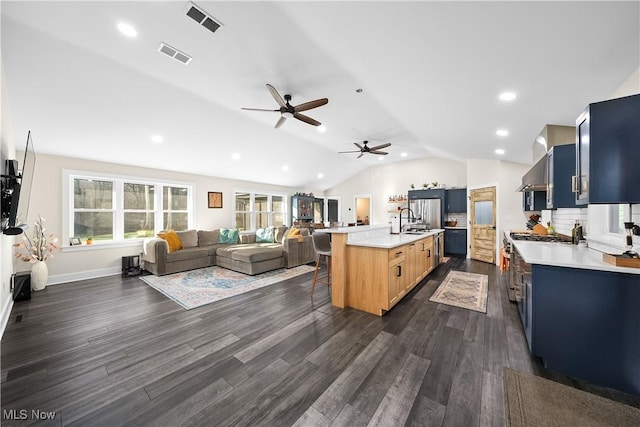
[22,153,298,284]
[324,157,467,225]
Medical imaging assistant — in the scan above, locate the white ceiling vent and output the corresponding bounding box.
[185,2,224,34]
[157,43,192,65]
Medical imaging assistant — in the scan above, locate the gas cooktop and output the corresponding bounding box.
[509,232,572,243]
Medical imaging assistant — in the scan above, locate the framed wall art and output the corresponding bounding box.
[208,191,223,208]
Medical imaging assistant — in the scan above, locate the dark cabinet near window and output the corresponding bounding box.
[575,93,640,205]
[444,228,466,256]
[446,188,467,213]
[546,144,577,209]
[291,195,314,223]
[523,191,546,211]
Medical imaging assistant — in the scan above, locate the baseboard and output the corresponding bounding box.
[48,267,122,285]
[1,296,14,340]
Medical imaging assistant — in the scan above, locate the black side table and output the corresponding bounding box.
[122,255,142,277]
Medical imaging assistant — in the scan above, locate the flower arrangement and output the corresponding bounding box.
[13,215,59,262]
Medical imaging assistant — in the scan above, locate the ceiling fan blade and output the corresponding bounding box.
[354,142,364,150]
[293,113,321,126]
[274,115,287,128]
[338,150,361,153]
[293,98,328,113]
[369,142,391,151]
[266,84,286,108]
[241,107,279,112]
[370,150,389,155]
[357,153,364,159]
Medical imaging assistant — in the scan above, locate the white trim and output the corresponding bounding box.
[47,267,122,286]
[232,187,289,229]
[1,297,14,339]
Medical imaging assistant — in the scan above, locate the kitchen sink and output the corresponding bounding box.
[403,231,428,235]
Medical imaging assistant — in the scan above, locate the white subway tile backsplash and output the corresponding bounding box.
[550,208,589,237]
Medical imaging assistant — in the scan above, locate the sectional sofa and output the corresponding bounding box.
[142,226,315,276]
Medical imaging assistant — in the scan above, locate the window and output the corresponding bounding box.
[607,204,640,234]
[65,171,193,244]
[233,190,287,230]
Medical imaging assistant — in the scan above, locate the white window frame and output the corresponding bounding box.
[63,170,194,247]
[232,188,288,230]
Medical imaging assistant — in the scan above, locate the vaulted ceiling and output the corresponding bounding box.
[2,1,638,190]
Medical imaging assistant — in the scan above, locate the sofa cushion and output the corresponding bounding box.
[239,232,256,244]
[165,246,209,262]
[217,244,283,263]
[219,228,239,244]
[274,226,288,243]
[157,230,182,252]
[177,230,198,248]
[198,229,220,246]
[256,226,275,243]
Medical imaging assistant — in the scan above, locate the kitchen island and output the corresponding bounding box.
[511,240,640,396]
[318,225,444,316]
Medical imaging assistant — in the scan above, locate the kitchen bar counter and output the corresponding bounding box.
[513,240,640,275]
[323,225,444,314]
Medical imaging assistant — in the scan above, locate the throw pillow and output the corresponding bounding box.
[256,226,275,243]
[286,228,301,239]
[157,230,183,252]
[218,228,239,244]
[176,230,198,248]
[274,226,288,244]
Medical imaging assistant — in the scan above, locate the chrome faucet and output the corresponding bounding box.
[399,207,415,233]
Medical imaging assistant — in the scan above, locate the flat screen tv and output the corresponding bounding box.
[1,131,36,235]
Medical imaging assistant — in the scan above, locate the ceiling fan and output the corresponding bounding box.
[241,84,328,128]
[339,140,391,158]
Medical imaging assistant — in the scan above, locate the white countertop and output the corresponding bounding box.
[512,240,640,275]
[314,224,390,234]
[347,229,444,249]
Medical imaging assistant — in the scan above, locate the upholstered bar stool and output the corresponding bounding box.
[311,233,332,295]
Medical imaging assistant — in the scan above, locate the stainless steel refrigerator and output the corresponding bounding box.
[409,198,442,230]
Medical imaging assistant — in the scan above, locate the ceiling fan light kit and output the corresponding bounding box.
[339,140,392,159]
[242,84,328,128]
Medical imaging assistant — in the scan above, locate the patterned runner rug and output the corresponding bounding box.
[504,367,640,426]
[429,270,488,313]
[140,265,315,310]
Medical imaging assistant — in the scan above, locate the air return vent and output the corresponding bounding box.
[157,43,192,65]
[185,2,224,34]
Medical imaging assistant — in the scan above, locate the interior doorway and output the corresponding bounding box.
[354,195,371,225]
[324,195,341,225]
[470,186,496,264]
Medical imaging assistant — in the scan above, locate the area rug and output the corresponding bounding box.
[504,367,640,426]
[428,270,488,313]
[140,265,315,310]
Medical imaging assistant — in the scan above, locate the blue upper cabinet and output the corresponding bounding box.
[546,144,578,209]
[575,94,640,205]
[445,189,467,213]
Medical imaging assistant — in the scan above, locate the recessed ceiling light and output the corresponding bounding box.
[499,91,516,101]
[150,134,163,144]
[378,156,384,161]
[400,152,408,157]
[317,173,324,179]
[231,153,240,160]
[117,22,138,38]
[495,148,505,155]
[496,129,509,137]
[317,125,327,133]
[282,165,289,171]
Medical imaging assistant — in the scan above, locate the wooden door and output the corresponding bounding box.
[470,186,496,264]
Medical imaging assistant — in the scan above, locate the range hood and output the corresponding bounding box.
[518,155,547,191]
[517,125,575,192]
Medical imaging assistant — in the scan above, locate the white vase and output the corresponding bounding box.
[31,260,48,291]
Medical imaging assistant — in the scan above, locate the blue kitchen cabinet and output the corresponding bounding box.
[575,93,640,205]
[522,190,546,211]
[529,264,640,396]
[546,144,577,209]
[444,228,466,256]
[445,188,467,213]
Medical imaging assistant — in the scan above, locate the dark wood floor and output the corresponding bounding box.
[2,258,639,426]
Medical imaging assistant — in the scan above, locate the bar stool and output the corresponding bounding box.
[311,233,332,296]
